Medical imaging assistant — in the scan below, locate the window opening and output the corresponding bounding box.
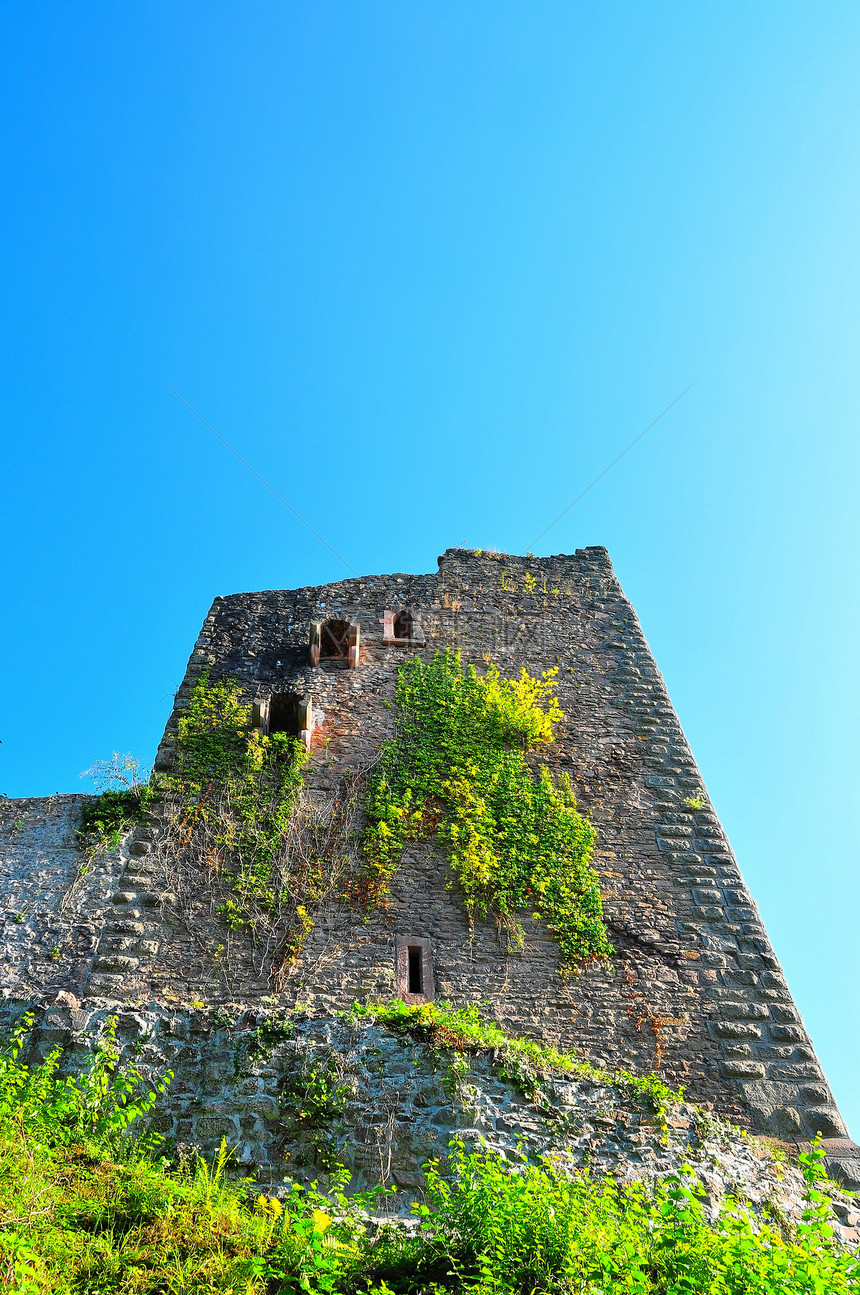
[309,619,360,667]
[320,620,351,659]
[394,610,413,641]
[263,693,314,749]
[268,693,300,737]
[407,945,423,994]
[395,934,434,1002]
[382,609,425,646]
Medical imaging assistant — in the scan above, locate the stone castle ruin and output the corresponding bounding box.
[2,546,858,1207]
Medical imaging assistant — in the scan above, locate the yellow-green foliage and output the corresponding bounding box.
[363,651,611,971]
[0,1018,856,1294]
[166,670,307,927]
[407,1142,860,1295]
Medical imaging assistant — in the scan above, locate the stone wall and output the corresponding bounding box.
[5,996,859,1235]
[0,547,853,1164]
[0,795,126,1001]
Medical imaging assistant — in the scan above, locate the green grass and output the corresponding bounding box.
[0,1015,857,1294]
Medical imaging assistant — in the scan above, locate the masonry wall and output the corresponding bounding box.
[0,795,126,1002]
[4,996,859,1230]
[1,548,849,1152]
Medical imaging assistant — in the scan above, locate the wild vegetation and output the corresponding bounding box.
[363,650,611,970]
[163,671,308,935]
[77,754,158,856]
[78,653,611,975]
[0,1015,856,1294]
[350,999,677,1114]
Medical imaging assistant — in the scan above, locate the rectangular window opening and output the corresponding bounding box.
[407,945,423,995]
[268,692,300,737]
[395,934,434,1001]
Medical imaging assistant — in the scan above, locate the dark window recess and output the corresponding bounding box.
[407,945,423,994]
[394,610,414,641]
[268,693,300,737]
[309,619,360,667]
[395,935,434,1002]
[320,620,351,659]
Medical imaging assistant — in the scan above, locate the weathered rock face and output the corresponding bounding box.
[5,998,858,1239]
[0,546,856,1183]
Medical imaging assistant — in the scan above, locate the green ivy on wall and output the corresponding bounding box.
[164,670,307,940]
[362,650,612,972]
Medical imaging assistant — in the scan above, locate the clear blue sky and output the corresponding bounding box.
[1,3,858,1134]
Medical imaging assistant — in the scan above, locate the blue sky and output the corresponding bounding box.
[1,2,858,1133]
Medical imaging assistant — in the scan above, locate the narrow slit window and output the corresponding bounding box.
[395,935,434,1002]
[407,945,423,994]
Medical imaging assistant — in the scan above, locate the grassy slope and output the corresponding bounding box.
[0,1010,858,1294]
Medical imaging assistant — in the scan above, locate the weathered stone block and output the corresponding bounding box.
[195,1115,239,1140]
[710,1022,761,1040]
[721,1002,770,1020]
[94,955,139,972]
[692,889,723,905]
[721,1060,766,1079]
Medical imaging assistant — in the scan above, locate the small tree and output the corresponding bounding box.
[80,752,151,794]
[77,754,155,855]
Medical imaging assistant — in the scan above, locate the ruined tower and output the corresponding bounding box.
[2,546,857,1191]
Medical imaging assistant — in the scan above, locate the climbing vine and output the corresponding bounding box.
[161,670,309,954]
[362,650,612,972]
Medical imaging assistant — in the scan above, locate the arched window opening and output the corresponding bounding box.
[382,609,425,646]
[394,610,413,641]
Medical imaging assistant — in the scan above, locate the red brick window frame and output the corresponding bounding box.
[395,935,434,1004]
[382,610,425,646]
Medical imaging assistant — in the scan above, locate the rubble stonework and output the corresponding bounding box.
[1,998,858,1232]
[1,546,857,1191]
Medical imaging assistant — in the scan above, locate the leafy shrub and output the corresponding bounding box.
[0,1013,171,1150]
[77,783,158,854]
[378,1141,860,1295]
[77,751,158,854]
[0,1016,855,1294]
